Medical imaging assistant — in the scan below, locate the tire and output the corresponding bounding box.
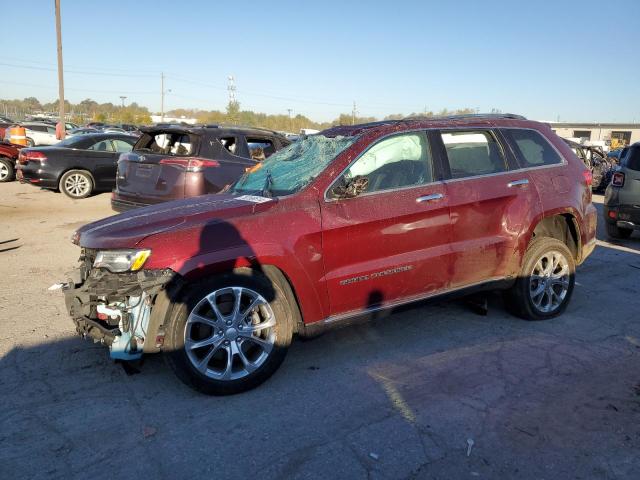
[164,269,294,395]
[59,170,93,199]
[503,237,575,321]
[26,138,35,147]
[606,222,633,239]
[0,158,15,182]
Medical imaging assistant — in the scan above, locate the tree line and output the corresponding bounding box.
[0,97,477,131]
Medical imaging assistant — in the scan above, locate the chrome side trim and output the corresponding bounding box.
[321,277,507,326]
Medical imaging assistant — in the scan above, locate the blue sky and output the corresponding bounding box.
[2,0,639,122]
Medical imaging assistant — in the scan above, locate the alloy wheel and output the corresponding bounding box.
[184,286,276,381]
[529,250,570,313]
[64,173,90,197]
[0,163,8,181]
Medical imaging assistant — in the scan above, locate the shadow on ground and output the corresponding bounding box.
[2,285,640,479]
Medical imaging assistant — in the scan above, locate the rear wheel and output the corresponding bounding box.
[60,170,93,199]
[164,270,293,395]
[0,158,14,182]
[504,237,575,321]
[606,222,633,239]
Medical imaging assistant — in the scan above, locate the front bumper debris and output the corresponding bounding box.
[63,253,178,360]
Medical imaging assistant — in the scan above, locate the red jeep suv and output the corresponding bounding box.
[63,114,597,395]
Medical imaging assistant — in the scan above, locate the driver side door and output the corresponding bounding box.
[84,139,119,188]
[320,131,452,316]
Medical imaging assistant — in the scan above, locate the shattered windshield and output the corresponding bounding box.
[231,135,356,196]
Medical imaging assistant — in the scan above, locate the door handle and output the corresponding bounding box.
[416,193,444,203]
[507,179,529,188]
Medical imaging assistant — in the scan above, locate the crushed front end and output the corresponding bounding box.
[63,248,179,361]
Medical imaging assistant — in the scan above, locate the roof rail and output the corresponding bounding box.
[214,124,283,135]
[402,113,526,121]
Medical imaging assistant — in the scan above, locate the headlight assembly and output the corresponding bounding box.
[93,249,151,273]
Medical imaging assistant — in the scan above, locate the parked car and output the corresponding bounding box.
[86,122,106,129]
[0,141,24,182]
[0,121,14,141]
[67,127,100,137]
[103,127,127,134]
[607,148,625,163]
[16,133,137,198]
[20,122,58,146]
[61,114,597,394]
[603,143,640,239]
[111,125,290,211]
[562,139,613,191]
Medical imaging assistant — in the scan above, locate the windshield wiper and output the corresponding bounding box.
[261,170,273,198]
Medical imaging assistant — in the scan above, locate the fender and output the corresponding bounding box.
[158,240,328,326]
[520,207,584,261]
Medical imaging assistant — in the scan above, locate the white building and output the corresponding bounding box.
[548,122,640,149]
[150,115,198,125]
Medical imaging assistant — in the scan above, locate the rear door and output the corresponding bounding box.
[321,131,452,316]
[116,131,200,202]
[436,129,541,288]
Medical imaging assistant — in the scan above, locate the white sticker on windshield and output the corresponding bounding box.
[236,195,273,204]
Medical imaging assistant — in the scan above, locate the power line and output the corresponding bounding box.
[0,62,156,78]
[0,62,426,113]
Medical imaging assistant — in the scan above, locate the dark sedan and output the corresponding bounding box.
[17,133,137,199]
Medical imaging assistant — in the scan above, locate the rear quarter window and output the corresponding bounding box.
[506,129,564,168]
[135,132,198,156]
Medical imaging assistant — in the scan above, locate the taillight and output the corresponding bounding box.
[19,150,47,164]
[186,159,220,172]
[159,158,220,172]
[582,170,592,187]
[611,172,625,187]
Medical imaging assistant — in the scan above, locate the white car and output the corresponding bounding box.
[22,122,58,146]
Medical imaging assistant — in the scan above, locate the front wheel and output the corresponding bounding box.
[0,158,15,182]
[164,270,293,395]
[503,237,575,321]
[60,170,93,199]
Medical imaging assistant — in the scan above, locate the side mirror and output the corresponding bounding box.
[331,175,369,199]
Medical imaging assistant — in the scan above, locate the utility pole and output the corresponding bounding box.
[352,101,357,125]
[160,72,164,121]
[119,96,127,108]
[54,0,65,139]
[287,108,293,132]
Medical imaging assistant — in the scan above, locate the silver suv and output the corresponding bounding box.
[604,142,640,239]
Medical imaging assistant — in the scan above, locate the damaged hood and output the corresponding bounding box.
[75,194,276,249]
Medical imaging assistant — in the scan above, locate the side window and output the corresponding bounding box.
[46,126,56,135]
[88,140,115,152]
[169,134,193,155]
[507,129,563,167]
[112,139,134,153]
[218,136,239,155]
[441,130,507,179]
[341,133,433,194]
[246,138,276,161]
